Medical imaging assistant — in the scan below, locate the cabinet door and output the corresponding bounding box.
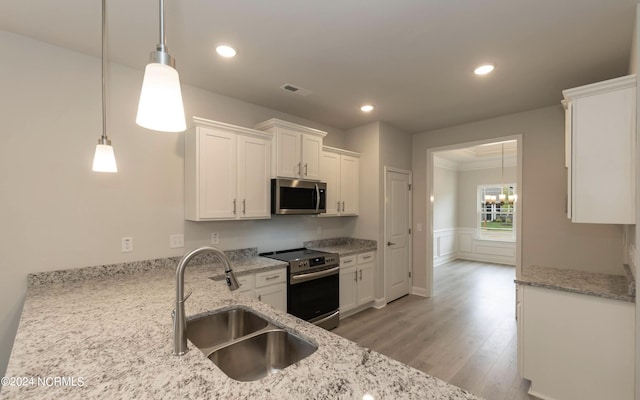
[321,151,340,216]
[339,265,358,313]
[237,135,271,219]
[198,128,237,219]
[340,155,359,215]
[357,262,374,305]
[275,128,301,179]
[301,134,322,181]
[571,86,635,223]
[255,283,287,312]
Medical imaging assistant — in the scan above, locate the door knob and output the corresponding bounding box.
[387,241,396,246]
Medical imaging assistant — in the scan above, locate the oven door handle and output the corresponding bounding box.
[290,266,339,284]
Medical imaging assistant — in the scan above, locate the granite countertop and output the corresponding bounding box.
[305,237,377,257]
[516,265,635,302]
[2,255,480,399]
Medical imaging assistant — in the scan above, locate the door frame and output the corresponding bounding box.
[425,134,523,297]
[383,166,413,302]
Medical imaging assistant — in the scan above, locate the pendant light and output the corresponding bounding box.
[136,0,186,132]
[92,0,118,173]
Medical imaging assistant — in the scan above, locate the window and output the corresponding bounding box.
[478,184,516,241]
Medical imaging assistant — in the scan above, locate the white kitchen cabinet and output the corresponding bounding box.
[562,75,636,224]
[321,146,360,216]
[339,252,375,317]
[518,284,634,400]
[255,118,327,181]
[237,267,287,312]
[185,117,272,221]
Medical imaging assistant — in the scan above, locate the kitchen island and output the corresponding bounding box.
[1,252,481,399]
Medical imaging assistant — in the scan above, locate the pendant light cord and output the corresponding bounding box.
[101,0,107,140]
[158,0,166,51]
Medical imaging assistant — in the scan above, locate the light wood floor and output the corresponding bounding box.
[333,259,537,400]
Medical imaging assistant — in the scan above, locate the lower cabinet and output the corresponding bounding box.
[339,251,375,317]
[237,268,287,312]
[518,284,634,400]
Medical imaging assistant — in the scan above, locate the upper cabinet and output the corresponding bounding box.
[185,117,272,221]
[255,119,327,181]
[562,75,636,224]
[321,146,360,216]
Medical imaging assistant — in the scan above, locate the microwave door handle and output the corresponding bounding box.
[315,184,320,213]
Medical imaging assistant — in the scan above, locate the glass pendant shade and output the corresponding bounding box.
[92,143,117,172]
[136,63,186,132]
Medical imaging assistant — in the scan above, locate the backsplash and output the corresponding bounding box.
[27,247,258,288]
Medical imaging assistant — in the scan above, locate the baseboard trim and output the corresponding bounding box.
[411,286,428,297]
[373,298,386,309]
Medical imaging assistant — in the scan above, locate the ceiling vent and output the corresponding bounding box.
[280,83,312,97]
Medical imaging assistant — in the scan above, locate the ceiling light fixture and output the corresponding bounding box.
[216,45,236,58]
[136,0,186,132]
[474,64,495,76]
[92,0,117,173]
[360,105,374,112]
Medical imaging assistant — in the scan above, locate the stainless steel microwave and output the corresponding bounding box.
[271,179,327,215]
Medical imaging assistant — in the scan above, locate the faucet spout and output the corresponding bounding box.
[173,246,239,356]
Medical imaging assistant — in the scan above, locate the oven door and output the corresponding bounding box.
[288,266,339,326]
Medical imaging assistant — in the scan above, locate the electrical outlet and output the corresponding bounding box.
[169,234,184,249]
[211,232,219,245]
[121,237,133,253]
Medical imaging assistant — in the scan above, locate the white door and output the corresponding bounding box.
[237,135,270,219]
[340,155,360,215]
[320,151,340,216]
[275,128,301,179]
[199,128,237,219]
[301,134,322,180]
[385,169,411,302]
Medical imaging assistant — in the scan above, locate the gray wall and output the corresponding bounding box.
[433,165,457,231]
[412,105,624,291]
[0,31,353,375]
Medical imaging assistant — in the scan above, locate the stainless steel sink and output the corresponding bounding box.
[208,328,317,381]
[186,308,269,355]
[186,307,317,381]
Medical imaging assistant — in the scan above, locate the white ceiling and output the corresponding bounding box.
[0,0,636,133]
[435,140,517,170]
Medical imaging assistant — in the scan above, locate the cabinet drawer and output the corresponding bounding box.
[255,268,286,288]
[341,255,356,267]
[236,274,254,292]
[357,252,375,264]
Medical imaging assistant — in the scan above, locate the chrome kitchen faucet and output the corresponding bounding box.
[173,246,240,356]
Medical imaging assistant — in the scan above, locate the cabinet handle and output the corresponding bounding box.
[387,242,396,246]
[304,163,308,176]
[233,199,237,215]
[343,259,353,265]
[342,201,345,212]
[359,269,362,280]
[258,294,262,301]
[298,162,302,176]
[265,275,279,280]
[242,199,246,215]
[337,201,341,211]
[354,270,358,282]
[362,255,372,260]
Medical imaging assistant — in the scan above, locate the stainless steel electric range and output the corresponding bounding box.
[260,248,340,330]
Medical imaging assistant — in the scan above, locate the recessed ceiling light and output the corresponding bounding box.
[361,104,374,112]
[474,64,495,75]
[216,45,236,58]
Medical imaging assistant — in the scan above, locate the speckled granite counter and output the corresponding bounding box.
[2,252,481,399]
[515,265,635,302]
[305,237,377,256]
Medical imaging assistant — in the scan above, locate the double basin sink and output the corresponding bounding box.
[186,307,317,381]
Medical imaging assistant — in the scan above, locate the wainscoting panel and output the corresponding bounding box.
[433,228,516,266]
